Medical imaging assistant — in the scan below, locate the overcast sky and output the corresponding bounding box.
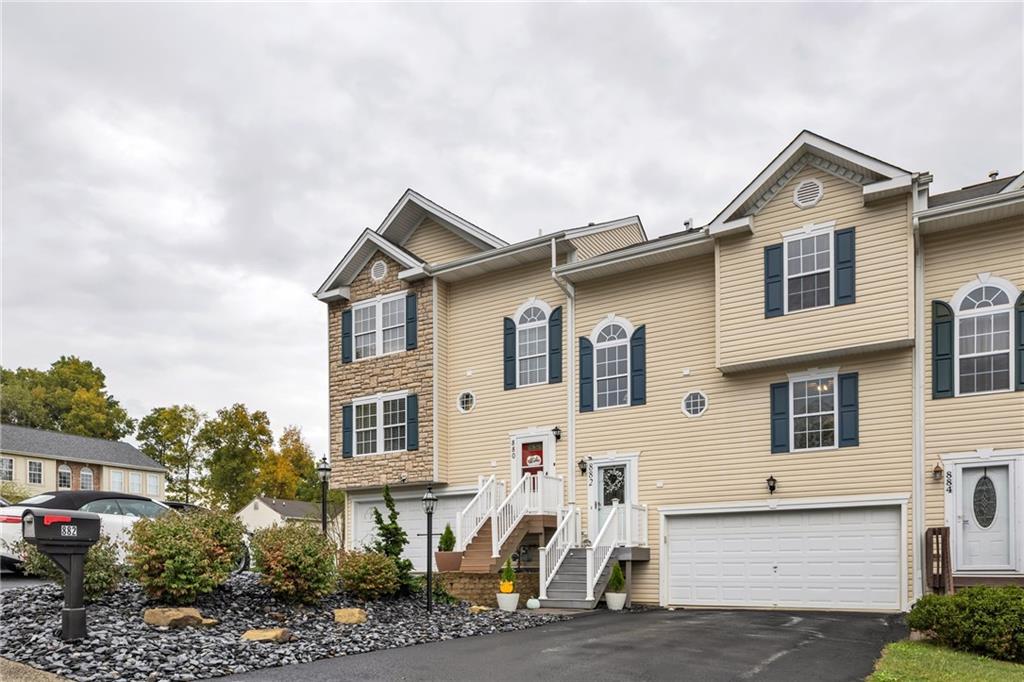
[2,3,1021,457]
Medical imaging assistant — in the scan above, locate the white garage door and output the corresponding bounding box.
[666,505,901,611]
[352,490,474,572]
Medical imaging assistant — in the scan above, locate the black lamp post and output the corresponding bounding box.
[421,486,438,612]
[317,457,331,535]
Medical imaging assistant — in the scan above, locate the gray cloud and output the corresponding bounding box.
[3,3,1021,455]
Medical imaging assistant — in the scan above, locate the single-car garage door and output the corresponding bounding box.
[352,490,474,572]
[666,505,901,611]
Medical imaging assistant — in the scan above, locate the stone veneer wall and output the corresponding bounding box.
[327,250,435,490]
[438,571,541,607]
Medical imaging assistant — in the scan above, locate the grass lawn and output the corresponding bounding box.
[868,640,1024,682]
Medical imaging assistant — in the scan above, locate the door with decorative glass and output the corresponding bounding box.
[958,464,1013,570]
[595,463,628,532]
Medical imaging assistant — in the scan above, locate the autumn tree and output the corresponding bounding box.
[258,426,316,499]
[1,356,135,439]
[136,405,206,503]
[198,404,273,512]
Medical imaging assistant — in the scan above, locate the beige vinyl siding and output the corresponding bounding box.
[574,256,915,604]
[717,166,913,370]
[569,223,645,260]
[403,219,483,264]
[442,260,569,487]
[922,218,1024,531]
[435,279,451,483]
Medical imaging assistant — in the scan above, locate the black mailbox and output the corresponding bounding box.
[22,508,101,641]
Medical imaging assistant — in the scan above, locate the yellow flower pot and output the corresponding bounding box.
[499,580,514,594]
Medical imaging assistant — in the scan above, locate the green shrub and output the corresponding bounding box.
[607,562,625,593]
[908,586,1024,663]
[128,510,238,604]
[337,550,400,601]
[368,485,416,594]
[437,523,456,552]
[13,536,123,602]
[201,511,247,570]
[252,523,338,603]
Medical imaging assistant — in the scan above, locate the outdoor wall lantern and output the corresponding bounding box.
[578,458,588,476]
[766,475,777,495]
[316,457,331,534]
[552,426,562,442]
[932,463,944,481]
[421,487,438,613]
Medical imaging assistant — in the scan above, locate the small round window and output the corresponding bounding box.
[682,391,708,417]
[370,260,388,281]
[457,391,476,414]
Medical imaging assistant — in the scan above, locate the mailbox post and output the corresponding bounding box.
[21,508,101,641]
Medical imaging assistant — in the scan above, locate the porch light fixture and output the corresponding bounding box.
[317,457,331,534]
[578,458,588,476]
[552,426,562,441]
[766,475,777,495]
[932,463,943,481]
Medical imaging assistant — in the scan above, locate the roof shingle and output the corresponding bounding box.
[0,424,165,471]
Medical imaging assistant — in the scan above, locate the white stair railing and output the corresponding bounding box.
[492,474,532,558]
[454,475,496,552]
[539,506,579,600]
[628,503,649,547]
[586,501,620,601]
[534,473,564,515]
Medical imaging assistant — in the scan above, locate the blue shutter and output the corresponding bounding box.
[405,293,418,350]
[406,394,419,451]
[342,405,353,458]
[579,337,594,413]
[932,301,955,399]
[503,318,516,390]
[1016,293,1024,391]
[834,228,856,306]
[764,244,784,318]
[548,306,563,384]
[770,382,789,453]
[838,372,859,447]
[341,309,353,364]
[629,325,646,406]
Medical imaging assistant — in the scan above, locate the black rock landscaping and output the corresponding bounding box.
[0,573,567,681]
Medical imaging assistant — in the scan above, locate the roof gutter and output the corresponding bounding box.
[555,230,712,279]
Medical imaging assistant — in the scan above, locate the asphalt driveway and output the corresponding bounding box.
[221,608,906,681]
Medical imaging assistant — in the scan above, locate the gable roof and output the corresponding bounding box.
[929,175,1018,208]
[0,424,166,472]
[255,496,324,520]
[709,130,911,235]
[377,189,507,251]
[314,229,425,301]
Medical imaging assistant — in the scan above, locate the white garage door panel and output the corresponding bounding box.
[353,492,473,572]
[667,505,901,611]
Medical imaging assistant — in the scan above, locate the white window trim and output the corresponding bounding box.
[110,469,125,492]
[951,274,1019,398]
[787,367,839,454]
[352,390,410,457]
[27,459,43,485]
[456,390,476,414]
[681,390,709,418]
[782,221,835,315]
[57,464,72,490]
[146,473,160,495]
[0,457,13,482]
[590,315,633,411]
[514,297,552,388]
[129,471,143,494]
[351,291,408,362]
[80,466,93,491]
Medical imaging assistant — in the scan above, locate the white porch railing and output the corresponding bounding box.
[491,473,564,558]
[538,506,580,600]
[622,503,649,547]
[586,501,620,601]
[454,475,498,552]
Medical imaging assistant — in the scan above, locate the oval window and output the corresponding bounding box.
[972,474,997,528]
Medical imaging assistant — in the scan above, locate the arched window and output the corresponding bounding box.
[952,276,1019,395]
[80,467,93,491]
[57,464,72,489]
[516,299,550,387]
[592,316,633,409]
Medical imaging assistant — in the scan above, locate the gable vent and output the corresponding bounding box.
[370,260,388,281]
[793,178,824,208]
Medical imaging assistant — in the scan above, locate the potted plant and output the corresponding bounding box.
[495,558,519,611]
[605,562,627,611]
[434,523,462,572]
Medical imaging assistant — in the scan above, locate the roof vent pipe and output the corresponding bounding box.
[683,218,694,230]
[989,170,999,181]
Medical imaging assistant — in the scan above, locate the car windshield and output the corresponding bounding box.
[18,494,55,506]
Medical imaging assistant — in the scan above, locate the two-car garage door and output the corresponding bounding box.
[666,505,902,611]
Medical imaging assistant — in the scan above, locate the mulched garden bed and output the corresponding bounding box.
[0,573,567,681]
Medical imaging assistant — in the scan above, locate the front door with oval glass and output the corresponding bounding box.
[959,464,1012,570]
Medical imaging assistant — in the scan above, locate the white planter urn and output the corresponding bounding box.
[496,592,520,612]
[605,592,627,611]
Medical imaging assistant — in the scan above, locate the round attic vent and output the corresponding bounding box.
[793,178,824,208]
[370,260,388,281]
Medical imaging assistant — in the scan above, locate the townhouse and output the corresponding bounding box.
[315,131,1024,611]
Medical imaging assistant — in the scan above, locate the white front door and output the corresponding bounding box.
[958,464,1013,570]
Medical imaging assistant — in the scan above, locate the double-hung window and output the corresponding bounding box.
[352,294,406,360]
[784,225,833,313]
[517,306,548,386]
[354,393,408,455]
[57,464,72,489]
[595,323,629,409]
[0,458,12,482]
[80,467,93,491]
[28,460,43,485]
[956,284,1013,394]
[129,471,142,494]
[790,373,836,451]
[146,473,160,496]
[110,470,124,492]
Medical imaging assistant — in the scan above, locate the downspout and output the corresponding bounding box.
[432,277,439,484]
[911,174,930,603]
[551,238,577,508]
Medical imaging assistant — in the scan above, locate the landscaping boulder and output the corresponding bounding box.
[333,608,367,624]
[469,605,491,614]
[241,628,293,643]
[143,607,216,628]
